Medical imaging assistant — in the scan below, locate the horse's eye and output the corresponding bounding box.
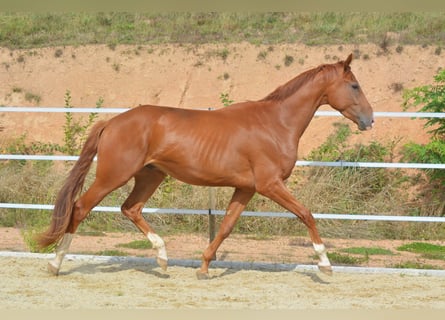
[351,83,360,90]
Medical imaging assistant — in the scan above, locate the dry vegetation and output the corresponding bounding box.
[1,12,444,251]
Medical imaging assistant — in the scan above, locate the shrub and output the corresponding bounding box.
[62,90,102,155]
[402,69,445,216]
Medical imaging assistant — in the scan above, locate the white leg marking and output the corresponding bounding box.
[147,232,168,261]
[48,233,73,271]
[313,243,331,267]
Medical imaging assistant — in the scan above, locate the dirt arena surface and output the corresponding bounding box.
[1,255,445,309]
[1,227,445,309]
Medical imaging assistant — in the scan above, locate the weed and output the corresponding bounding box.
[219,72,230,80]
[397,242,445,260]
[435,47,442,55]
[219,92,233,107]
[379,34,390,53]
[389,82,404,93]
[341,247,394,256]
[391,261,441,270]
[77,231,106,236]
[245,234,274,241]
[112,63,120,72]
[1,13,445,49]
[353,49,361,59]
[22,226,56,253]
[107,43,117,51]
[284,55,294,67]
[396,45,404,53]
[326,252,365,265]
[54,48,63,58]
[257,50,268,60]
[62,90,101,155]
[117,240,153,250]
[96,250,128,256]
[216,48,229,61]
[24,92,41,105]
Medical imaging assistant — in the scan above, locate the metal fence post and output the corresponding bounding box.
[208,187,217,260]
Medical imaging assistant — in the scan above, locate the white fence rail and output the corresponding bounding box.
[1,106,444,223]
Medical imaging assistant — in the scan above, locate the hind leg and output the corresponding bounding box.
[121,166,168,270]
[197,188,255,279]
[48,175,132,276]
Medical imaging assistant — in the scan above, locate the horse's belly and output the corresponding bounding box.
[151,160,254,188]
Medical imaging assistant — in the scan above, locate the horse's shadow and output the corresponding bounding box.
[61,260,170,279]
[58,256,331,284]
[199,266,330,284]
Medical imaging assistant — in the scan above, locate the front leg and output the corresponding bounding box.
[257,179,332,275]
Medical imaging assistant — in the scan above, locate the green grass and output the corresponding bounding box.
[117,240,152,250]
[340,247,394,256]
[77,231,106,237]
[325,248,394,266]
[326,252,366,265]
[391,261,442,270]
[397,242,445,261]
[0,12,444,49]
[95,250,128,256]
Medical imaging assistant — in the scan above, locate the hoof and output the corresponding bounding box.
[318,264,333,276]
[157,257,168,271]
[47,262,60,276]
[196,270,210,280]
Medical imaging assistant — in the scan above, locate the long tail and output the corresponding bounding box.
[36,120,107,248]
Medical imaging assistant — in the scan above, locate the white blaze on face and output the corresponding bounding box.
[147,232,168,261]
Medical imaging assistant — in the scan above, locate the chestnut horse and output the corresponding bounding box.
[37,54,373,278]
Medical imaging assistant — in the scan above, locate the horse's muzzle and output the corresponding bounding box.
[358,118,374,131]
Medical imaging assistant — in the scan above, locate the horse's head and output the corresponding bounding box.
[325,54,374,131]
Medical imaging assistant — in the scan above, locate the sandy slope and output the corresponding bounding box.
[1,43,443,156]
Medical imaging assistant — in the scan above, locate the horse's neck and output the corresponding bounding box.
[276,83,327,142]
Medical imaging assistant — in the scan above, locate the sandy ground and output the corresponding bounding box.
[1,227,445,309]
[1,255,445,309]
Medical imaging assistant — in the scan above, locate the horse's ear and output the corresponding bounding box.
[344,53,353,70]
